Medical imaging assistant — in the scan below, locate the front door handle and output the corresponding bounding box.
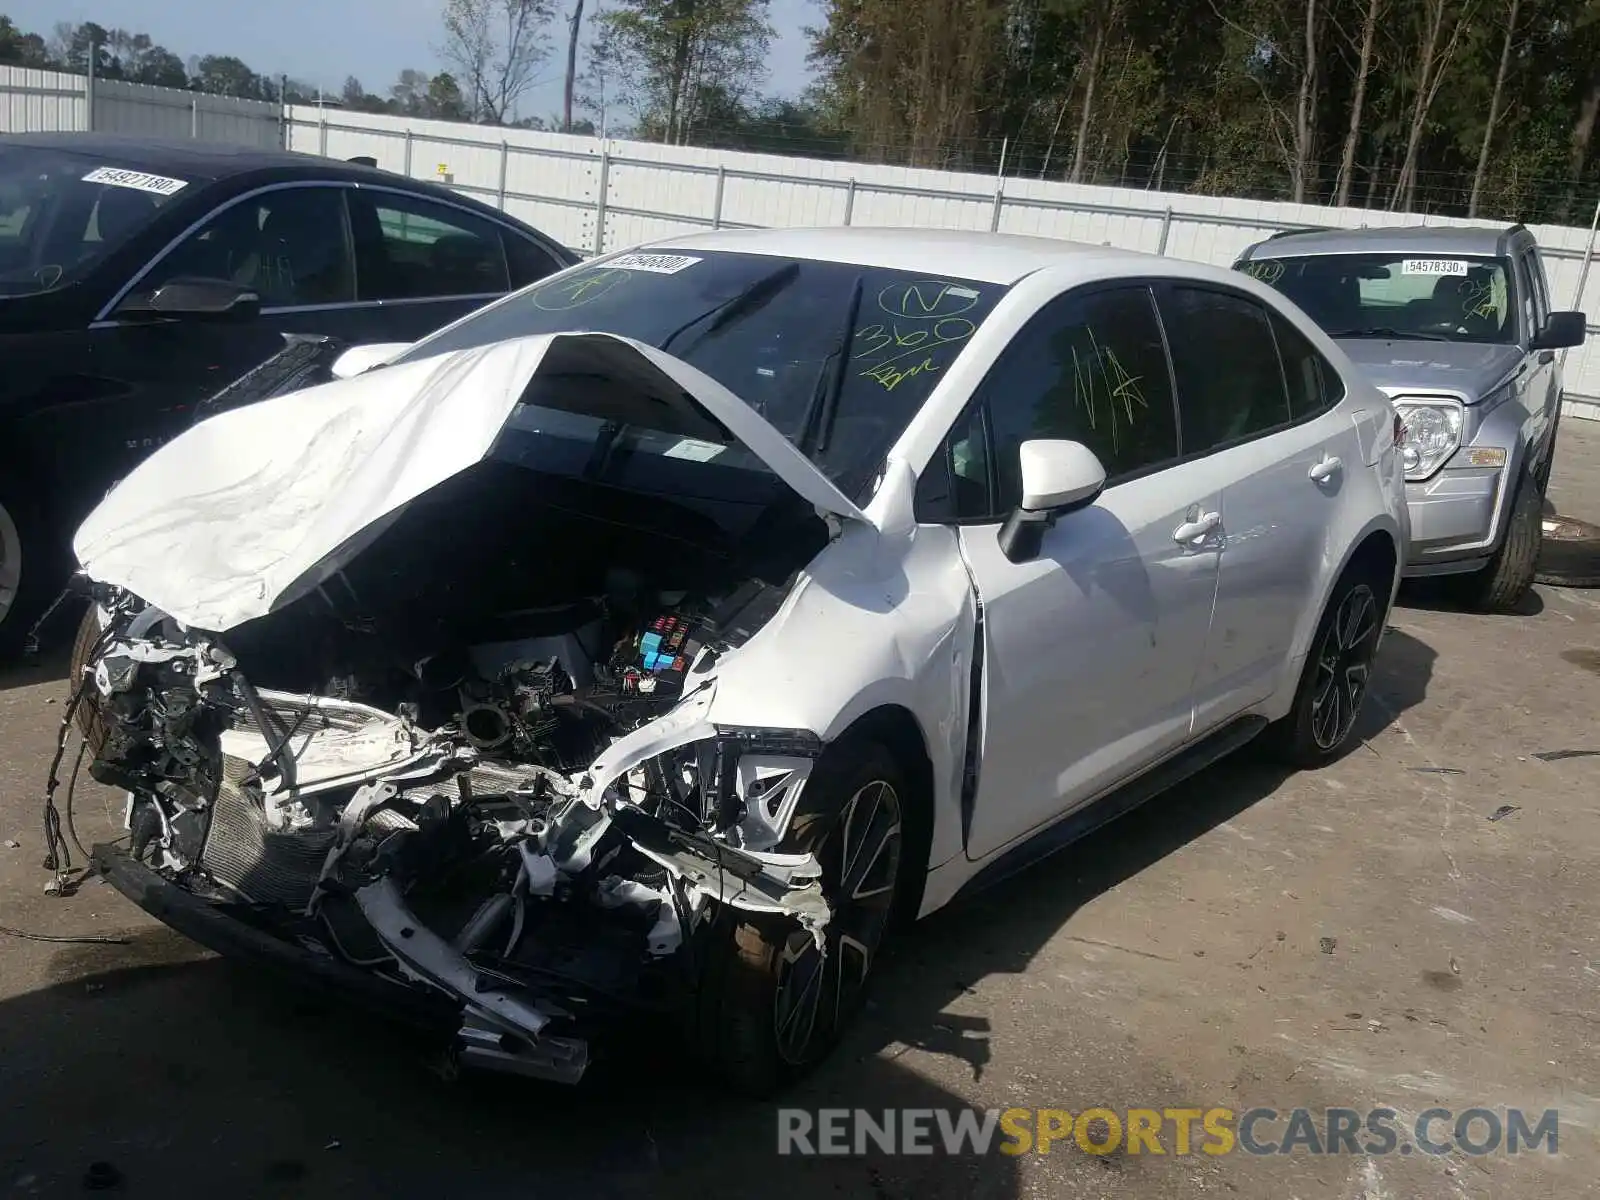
[1309,455,1343,483]
[1172,511,1221,543]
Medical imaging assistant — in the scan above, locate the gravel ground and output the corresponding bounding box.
[2,422,1598,1199]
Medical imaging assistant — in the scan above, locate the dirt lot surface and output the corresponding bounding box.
[2,424,1599,1199]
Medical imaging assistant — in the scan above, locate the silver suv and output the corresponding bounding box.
[1235,224,1586,611]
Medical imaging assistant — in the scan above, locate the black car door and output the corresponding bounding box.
[81,181,372,480]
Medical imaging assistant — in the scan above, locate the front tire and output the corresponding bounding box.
[1264,570,1386,768]
[1453,470,1541,613]
[691,737,913,1095]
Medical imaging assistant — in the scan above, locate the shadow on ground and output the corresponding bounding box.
[0,630,1438,1199]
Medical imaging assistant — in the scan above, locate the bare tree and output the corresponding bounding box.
[1068,0,1116,183]
[1291,0,1320,203]
[1334,0,1382,206]
[441,0,556,124]
[563,0,585,132]
[1468,0,1519,216]
[1389,0,1478,211]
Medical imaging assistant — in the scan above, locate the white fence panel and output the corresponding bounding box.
[0,65,88,133]
[6,82,1600,415]
[94,79,281,148]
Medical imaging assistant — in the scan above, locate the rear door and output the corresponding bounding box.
[1160,284,1363,729]
[918,284,1221,862]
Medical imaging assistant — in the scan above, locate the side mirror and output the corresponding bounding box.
[117,277,261,322]
[998,439,1108,564]
[1532,310,1587,351]
[330,342,411,379]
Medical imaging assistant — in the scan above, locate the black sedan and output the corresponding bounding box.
[0,133,579,653]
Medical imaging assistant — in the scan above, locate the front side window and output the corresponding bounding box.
[919,286,1179,521]
[1162,287,1292,453]
[1239,252,1517,345]
[141,186,355,307]
[0,147,201,296]
[395,251,1009,497]
[355,192,511,300]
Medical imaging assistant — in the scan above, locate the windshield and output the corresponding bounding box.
[396,250,1008,497]
[1238,252,1518,345]
[0,147,198,297]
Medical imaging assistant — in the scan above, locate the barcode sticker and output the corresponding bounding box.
[81,167,189,196]
[607,252,703,274]
[1402,259,1469,276]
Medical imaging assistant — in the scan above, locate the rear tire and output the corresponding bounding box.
[1451,470,1541,613]
[690,736,915,1096]
[0,473,62,660]
[1263,567,1387,769]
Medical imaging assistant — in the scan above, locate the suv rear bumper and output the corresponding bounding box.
[1401,465,1506,575]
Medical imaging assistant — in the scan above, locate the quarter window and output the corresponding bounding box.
[358,192,510,300]
[139,186,355,308]
[1269,311,1344,420]
[1163,287,1292,453]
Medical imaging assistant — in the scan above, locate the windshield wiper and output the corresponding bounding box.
[1327,326,1453,342]
[799,275,865,457]
[658,261,801,356]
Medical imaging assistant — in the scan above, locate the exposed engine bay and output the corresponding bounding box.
[72,463,836,1085]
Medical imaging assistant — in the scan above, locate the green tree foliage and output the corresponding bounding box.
[807,0,1600,222]
[590,0,773,144]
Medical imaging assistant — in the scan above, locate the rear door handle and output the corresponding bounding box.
[1309,455,1342,483]
[1172,511,1221,543]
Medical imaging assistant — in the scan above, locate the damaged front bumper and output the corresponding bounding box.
[77,614,833,1086]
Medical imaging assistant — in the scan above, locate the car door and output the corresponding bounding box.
[1160,284,1364,729]
[83,182,369,481]
[1516,245,1560,454]
[344,187,566,343]
[915,284,1222,862]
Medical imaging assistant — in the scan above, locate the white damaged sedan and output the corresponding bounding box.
[65,228,1408,1093]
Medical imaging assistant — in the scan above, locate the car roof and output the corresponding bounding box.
[1,130,551,233]
[1241,223,1530,260]
[0,131,332,177]
[646,226,1166,285]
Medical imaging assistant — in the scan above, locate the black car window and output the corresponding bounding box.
[0,147,198,297]
[1269,310,1344,420]
[141,186,355,308]
[1163,286,1292,453]
[504,231,563,288]
[925,286,1178,521]
[355,192,511,300]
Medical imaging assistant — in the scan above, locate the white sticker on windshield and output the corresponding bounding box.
[606,252,702,274]
[81,166,190,196]
[662,438,725,462]
[1402,258,1469,276]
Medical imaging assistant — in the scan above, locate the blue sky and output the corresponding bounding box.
[3,0,820,119]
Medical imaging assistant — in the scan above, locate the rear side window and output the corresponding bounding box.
[918,285,1179,521]
[1269,311,1344,420]
[1163,287,1291,453]
[357,192,510,300]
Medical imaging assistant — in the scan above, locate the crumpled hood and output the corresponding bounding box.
[74,331,867,632]
[1335,338,1524,401]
